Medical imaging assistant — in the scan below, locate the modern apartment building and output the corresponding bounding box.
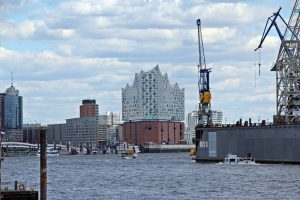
[80,99,99,118]
[122,65,184,122]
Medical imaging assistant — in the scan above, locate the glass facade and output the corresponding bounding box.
[122,65,185,122]
[4,86,23,129]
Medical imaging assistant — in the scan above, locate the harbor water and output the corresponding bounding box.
[2,153,300,199]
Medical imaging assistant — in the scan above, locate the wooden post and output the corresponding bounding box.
[0,131,4,200]
[40,129,47,200]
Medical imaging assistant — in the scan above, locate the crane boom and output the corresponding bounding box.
[255,1,300,124]
[196,19,212,126]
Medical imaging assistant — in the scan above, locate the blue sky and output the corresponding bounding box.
[0,0,293,125]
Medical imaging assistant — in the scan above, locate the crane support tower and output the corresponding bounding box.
[197,19,212,126]
[255,0,300,124]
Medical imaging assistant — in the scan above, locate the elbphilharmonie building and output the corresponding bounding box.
[122,65,184,122]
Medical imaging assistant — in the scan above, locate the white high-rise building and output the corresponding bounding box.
[122,65,184,122]
[186,110,223,143]
[106,112,121,125]
[186,111,198,144]
[211,110,223,125]
[105,112,121,146]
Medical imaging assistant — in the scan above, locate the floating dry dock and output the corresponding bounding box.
[195,124,300,164]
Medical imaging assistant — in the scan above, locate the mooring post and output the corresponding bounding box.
[40,128,47,200]
[0,131,5,200]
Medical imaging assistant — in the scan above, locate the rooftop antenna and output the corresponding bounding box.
[11,72,13,86]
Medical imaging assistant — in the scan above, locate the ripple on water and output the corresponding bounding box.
[2,153,300,200]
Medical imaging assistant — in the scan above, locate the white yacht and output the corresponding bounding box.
[37,148,59,157]
[223,153,256,165]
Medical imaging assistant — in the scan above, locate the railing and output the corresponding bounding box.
[1,181,37,192]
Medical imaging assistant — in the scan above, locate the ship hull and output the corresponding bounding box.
[195,125,300,164]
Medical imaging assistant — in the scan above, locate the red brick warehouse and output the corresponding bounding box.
[123,121,184,145]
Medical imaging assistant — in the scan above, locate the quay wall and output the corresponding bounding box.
[143,144,194,153]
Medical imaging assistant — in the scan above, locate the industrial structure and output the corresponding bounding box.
[255,2,300,124]
[196,19,212,126]
[195,2,300,164]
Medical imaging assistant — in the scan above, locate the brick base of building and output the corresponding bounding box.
[122,121,184,146]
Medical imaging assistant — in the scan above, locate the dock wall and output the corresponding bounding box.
[195,125,300,164]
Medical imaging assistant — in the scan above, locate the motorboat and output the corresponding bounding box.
[37,147,59,157]
[117,142,141,154]
[121,152,137,159]
[121,145,138,159]
[223,153,255,165]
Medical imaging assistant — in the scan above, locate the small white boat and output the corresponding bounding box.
[37,148,59,157]
[224,153,255,165]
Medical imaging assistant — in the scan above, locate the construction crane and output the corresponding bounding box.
[196,19,212,126]
[255,1,300,124]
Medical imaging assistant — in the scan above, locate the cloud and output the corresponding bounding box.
[0,0,291,125]
[213,78,241,91]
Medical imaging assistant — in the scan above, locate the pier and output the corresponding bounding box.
[143,144,194,153]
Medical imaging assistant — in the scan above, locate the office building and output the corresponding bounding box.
[0,93,5,130]
[4,85,23,129]
[23,123,42,144]
[47,123,66,144]
[186,110,223,144]
[65,115,107,148]
[80,99,99,118]
[2,83,23,142]
[186,111,198,144]
[106,112,121,125]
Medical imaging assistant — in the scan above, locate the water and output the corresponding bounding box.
[2,153,300,200]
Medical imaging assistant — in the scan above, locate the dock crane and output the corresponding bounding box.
[255,1,300,124]
[196,19,212,126]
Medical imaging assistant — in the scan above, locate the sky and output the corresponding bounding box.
[0,0,294,125]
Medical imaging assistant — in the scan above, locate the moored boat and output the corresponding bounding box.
[37,147,59,157]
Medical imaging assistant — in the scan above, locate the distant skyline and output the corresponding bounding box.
[0,0,293,125]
